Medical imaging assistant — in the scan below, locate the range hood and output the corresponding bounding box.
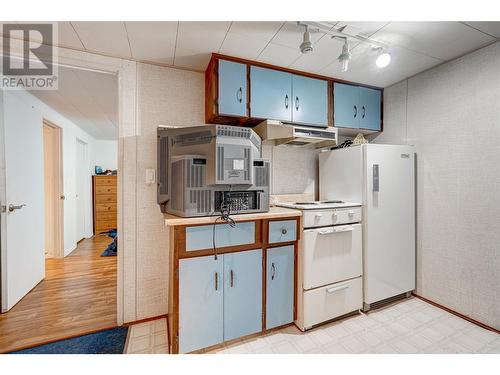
[253,120,337,149]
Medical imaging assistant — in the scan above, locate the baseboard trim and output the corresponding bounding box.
[412,293,499,334]
[123,314,168,327]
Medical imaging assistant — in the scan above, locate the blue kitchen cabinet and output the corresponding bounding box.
[291,74,328,127]
[218,60,247,117]
[266,245,294,330]
[223,249,263,341]
[334,82,360,129]
[250,66,292,121]
[334,82,382,131]
[179,255,224,353]
[359,87,382,131]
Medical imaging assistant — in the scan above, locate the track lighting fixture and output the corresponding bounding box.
[297,21,393,73]
[338,38,351,72]
[299,25,313,54]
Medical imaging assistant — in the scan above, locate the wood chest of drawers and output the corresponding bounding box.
[92,175,117,234]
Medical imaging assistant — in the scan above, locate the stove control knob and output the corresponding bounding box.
[348,210,354,216]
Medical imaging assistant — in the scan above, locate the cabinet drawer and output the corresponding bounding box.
[95,203,117,212]
[95,185,117,195]
[95,212,116,221]
[95,194,117,204]
[303,223,362,290]
[95,220,117,232]
[268,219,297,244]
[94,176,116,186]
[303,277,362,329]
[185,222,255,251]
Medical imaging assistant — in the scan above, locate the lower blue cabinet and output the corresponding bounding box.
[266,245,295,330]
[223,249,262,341]
[178,249,263,352]
[179,255,224,353]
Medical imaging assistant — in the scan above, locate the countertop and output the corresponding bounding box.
[164,206,302,227]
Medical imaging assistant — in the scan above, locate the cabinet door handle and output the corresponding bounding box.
[295,96,299,111]
[285,94,289,109]
[354,105,357,118]
[230,269,234,287]
[271,263,276,280]
[236,87,243,103]
[362,105,366,119]
[214,272,219,291]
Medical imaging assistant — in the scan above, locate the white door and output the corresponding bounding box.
[1,91,45,312]
[75,139,87,241]
[363,144,416,304]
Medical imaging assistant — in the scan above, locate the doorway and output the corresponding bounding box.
[43,121,64,258]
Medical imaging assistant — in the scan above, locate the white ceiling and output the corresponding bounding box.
[31,66,118,140]
[47,21,500,88]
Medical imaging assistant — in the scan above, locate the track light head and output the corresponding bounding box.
[376,50,391,68]
[338,39,351,72]
[299,25,313,54]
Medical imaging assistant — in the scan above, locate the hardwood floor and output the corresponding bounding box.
[0,235,117,353]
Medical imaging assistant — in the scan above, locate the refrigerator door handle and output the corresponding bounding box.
[372,164,379,192]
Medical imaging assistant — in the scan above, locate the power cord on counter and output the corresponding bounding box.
[212,201,235,260]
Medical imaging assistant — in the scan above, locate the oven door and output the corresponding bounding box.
[302,223,362,290]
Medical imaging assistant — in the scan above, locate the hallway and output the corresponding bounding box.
[0,235,117,353]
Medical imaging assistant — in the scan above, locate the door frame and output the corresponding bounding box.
[42,119,64,258]
[75,138,89,242]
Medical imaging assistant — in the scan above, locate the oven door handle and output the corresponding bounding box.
[318,226,355,235]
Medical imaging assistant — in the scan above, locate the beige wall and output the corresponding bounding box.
[372,41,500,329]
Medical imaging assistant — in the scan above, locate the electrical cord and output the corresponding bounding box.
[212,196,235,260]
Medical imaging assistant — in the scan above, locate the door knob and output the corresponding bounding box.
[8,204,26,212]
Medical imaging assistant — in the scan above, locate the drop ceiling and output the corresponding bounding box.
[46,21,500,88]
[31,66,118,140]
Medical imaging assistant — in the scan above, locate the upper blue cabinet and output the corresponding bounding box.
[334,82,382,131]
[292,75,328,127]
[218,60,247,117]
[250,66,292,122]
[359,87,382,131]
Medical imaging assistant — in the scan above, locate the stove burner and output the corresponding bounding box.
[294,202,319,205]
[321,200,344,204]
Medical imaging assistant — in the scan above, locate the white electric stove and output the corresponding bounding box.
[276,200,364,331]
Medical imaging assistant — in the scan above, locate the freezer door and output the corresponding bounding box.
[363,144,416,304]
[319,146,363,202]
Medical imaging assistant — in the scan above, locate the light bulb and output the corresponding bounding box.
[376,52,391,68]
[338,39,351,72]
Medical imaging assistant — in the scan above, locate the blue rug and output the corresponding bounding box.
[11,327,128,354]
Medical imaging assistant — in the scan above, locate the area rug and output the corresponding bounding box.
[10,327,128,354]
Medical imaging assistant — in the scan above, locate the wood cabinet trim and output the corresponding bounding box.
[169,217,299,353]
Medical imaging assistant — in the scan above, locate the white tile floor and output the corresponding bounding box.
[124,318,169,354]
[124,298,499,354]
[210,298,500,354]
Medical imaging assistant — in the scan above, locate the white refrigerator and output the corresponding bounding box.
[319,144,415,310]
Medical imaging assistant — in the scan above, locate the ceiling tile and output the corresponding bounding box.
[334,22,390,38]
[229,21,284,41]
[462,21,500,38]
[71,22,132,58]
[271,21,328,49]
[372,22,496,61]
[257,42,302,67]
[57,22,85,49]
[125,21,177,65]
[174,21,231,70]
[220,32,271,60]
[320,42,442,88]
